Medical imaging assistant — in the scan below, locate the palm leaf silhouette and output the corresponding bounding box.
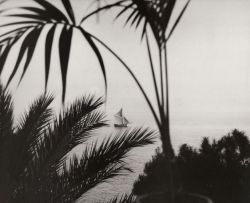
[0,82,156,202]
[80,1,191,202]
[0,0,107,102]
[82,0,190,46]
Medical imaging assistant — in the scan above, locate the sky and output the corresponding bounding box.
[1,0,250,147]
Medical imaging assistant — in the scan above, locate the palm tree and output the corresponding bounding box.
[0,82,155,203]
[0,0,191,202]
[0,0,108,102]
[81,1,191,202]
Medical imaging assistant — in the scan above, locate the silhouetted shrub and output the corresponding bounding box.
[133,148,167,195]
[133,148,181,196]
[133,129,250,203]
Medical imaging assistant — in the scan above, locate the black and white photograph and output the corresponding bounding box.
[0,0,250,202]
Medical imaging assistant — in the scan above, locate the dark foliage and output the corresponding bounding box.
[0,82,156,203]
[133,148,181,196]
[133,129,250,203]
[133,148,166,195]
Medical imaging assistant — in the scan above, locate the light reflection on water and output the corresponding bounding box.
[79,144,158,203]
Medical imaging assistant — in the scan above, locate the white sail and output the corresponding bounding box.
[114,108,123,118]
[114,115,123,125]
[114,108,129,127]
[123,117,129,125]
[114,108,123,125]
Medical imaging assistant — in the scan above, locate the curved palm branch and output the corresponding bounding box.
[81,0,191,45]
[0,83,156,203]
[30,95,107,176]
[51,127,156,202]
[0,0,107,102]
[12,93,54,179]
[80,2,191,202]
[78,0,191,128]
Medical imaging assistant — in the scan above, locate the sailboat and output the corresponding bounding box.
[114,108,129,127]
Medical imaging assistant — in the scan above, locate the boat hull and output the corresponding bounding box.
[114,124,127,127]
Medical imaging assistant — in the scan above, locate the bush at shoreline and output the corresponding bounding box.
[133,129,250,203]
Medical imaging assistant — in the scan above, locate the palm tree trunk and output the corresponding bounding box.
[161,44,175,203]
[160,122,175,203]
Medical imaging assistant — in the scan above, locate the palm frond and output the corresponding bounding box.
[0,1,110,102]
[44,24,56,90]
[13,93,54,177]
[89,0,191,47]
[0,26,32,75]
[33,0,69,23]
[0,86,156,201]
[0,82,13,146]
[78,27,107,98]
[6,26,39,86]
[114,2,134,22]
[0,0,70,95]
[18,26,44,84]
[101,193,135,203]
[0,92,54,202]
[0,0,70,87]
[51,156,124,203]
[32,95,106,176]
[58,25,73,101]
[51,127,156,202]
[80,0,126,24]
[166,0,191,41]
[4,0,69,24]
[88,0,172,45]
[61,0,76,25]
[15,93,54,147]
